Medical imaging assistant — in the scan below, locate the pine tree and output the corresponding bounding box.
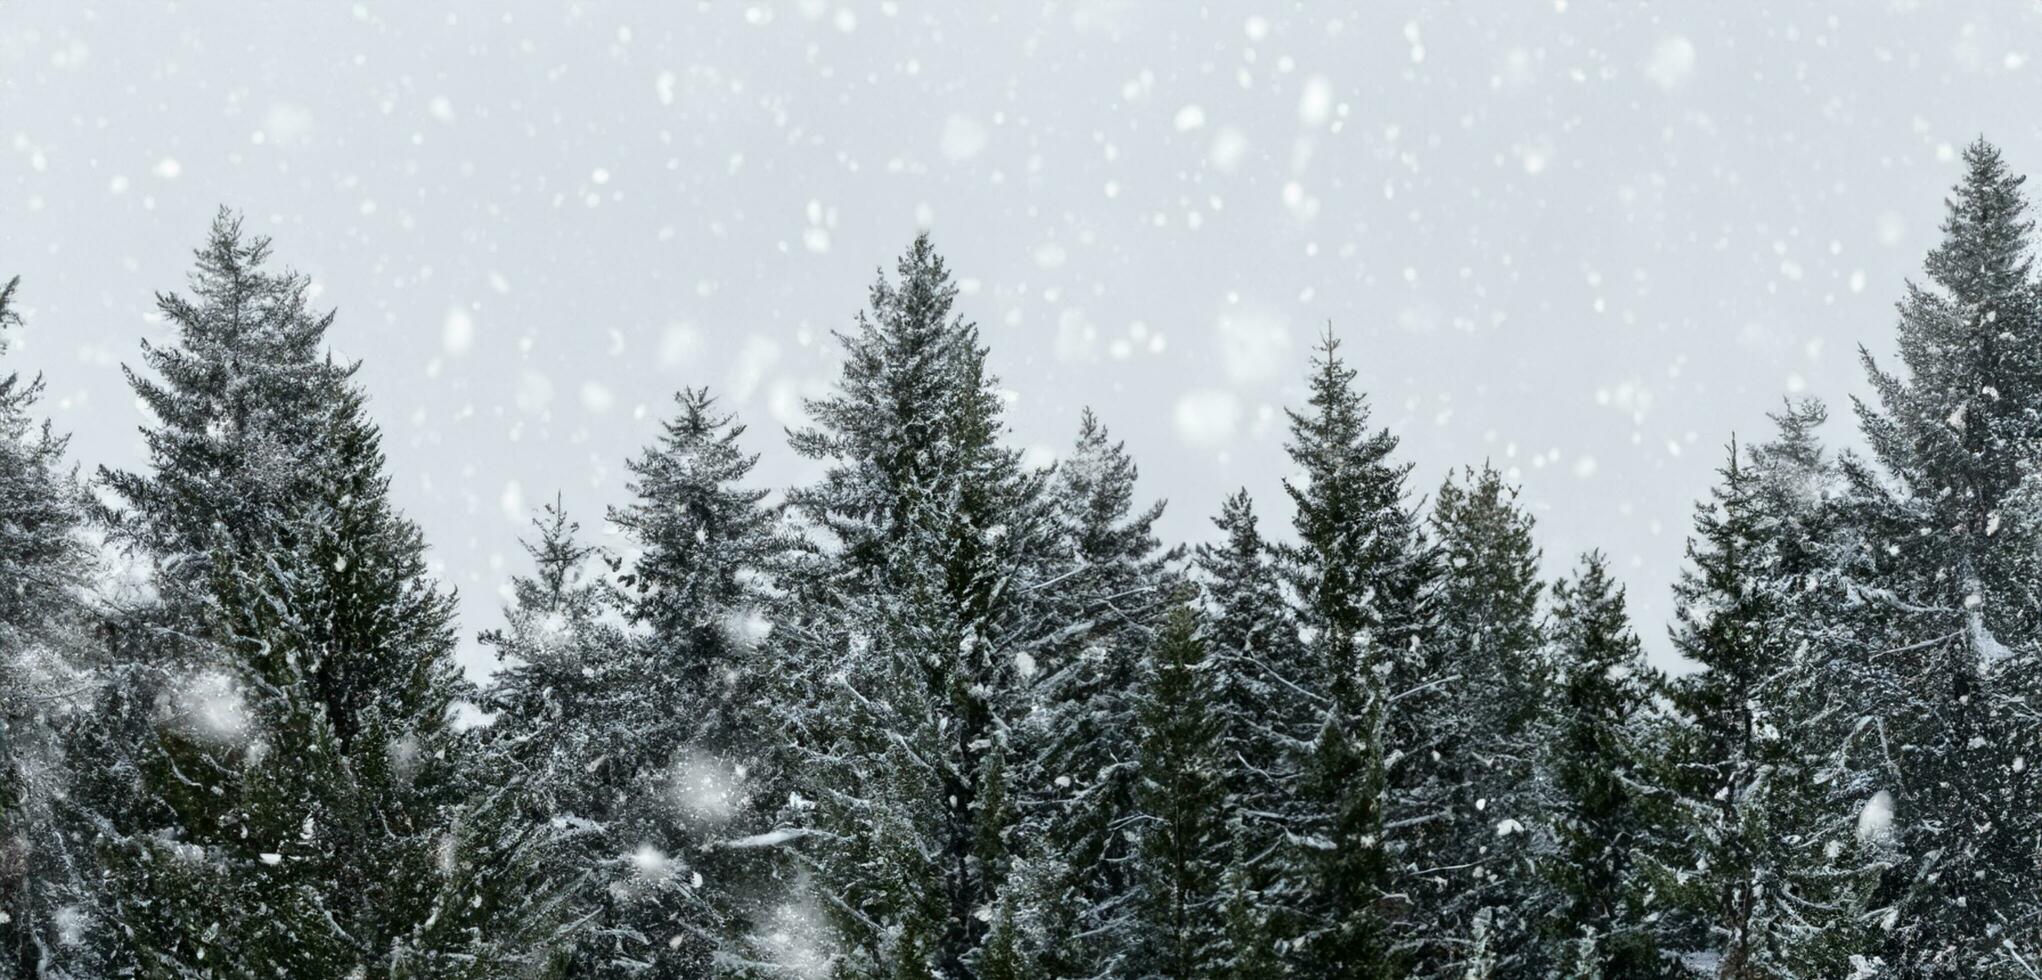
[782,234,1057,978]
[1195,490,1310,872]
[0,277,104,978]
[1534,551,1663,977]
[480,499,651,971]
[1646,402,1888,977]
[1417,464,1546,978]
[1845,139,2042,975]
[1125,604,1228,980]
[1016,408,1176,975]
[612,387,795,972]
[1218,839,1285,980]
[93,211,568,977]
[1275,329,1441,977]
[95,215,346,619]
[610,388,787,769]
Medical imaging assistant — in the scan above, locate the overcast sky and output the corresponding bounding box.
[5,1,2040,675]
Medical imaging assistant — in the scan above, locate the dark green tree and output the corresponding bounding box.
[1017,408,1177,977]
[1414,463,1547,978]
[1649,401,1887,977]
[1844,138,2042,975]
[1126,604,1229,980]
[781,235,1059,978]
[94,212,569,978]
[0,276,103,978]
[1276,329,1441,977]
[1533,551,1663,978]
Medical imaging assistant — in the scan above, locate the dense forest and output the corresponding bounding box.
[3,139,2041,979]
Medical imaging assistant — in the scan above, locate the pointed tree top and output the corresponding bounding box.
[1923,136,2033,300]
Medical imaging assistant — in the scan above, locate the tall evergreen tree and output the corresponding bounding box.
[1196,491,1306,824]
[1845,138,2042,975]
[1017,408,1176,977]
[1416,464,1546,978]
[480,499,647,973]
[1534,551,1663,978]
[1125,604,1228,980]
[1649,401,1887,977]
[613,388,796,973]
[1275,330,1441,977]
[92,212,567,977]
[0,277,103,978]
[781,235,1058,978]
[1192,488,1311,963]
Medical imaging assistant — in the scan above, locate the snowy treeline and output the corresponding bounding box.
[4,139,2042,978]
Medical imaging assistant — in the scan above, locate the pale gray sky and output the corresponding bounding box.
[4,2,2039,674]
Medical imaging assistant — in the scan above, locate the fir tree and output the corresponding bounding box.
[1195,490,1310,882]
[613,388,797,974]
[1647,402,1887,977]
[1418,464,1546,978]
[1017,408,1176,975]
[782,235,1058,978]
[1126,604,1229,980]
[1276,329,1441,977]
[0,277,103,978]
[1534,551,1663,978]
[94,212,568,977]
[1845,139,2042,975]
[481,499,652,971]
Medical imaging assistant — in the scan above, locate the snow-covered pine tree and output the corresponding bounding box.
[1648,400,1886,977]
[1124,603,1228,980]
[1533,551,1663,978]
[0,277,104,979]
[1275,329,1442,977]
[93,212,569,977]
[781,234,1058,978]
[1217,838,1285,980]
[1843,138,2042,976]
[1192,489,1311,963]
[1016,408,1177,976]
[480,499,656,972]
[1416,464,1547,979]
[95,215,343,618]
[608,387,798,973]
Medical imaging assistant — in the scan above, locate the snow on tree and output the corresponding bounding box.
[90,211,571,977]
[609,387,798,973]
[1274,329,1442,977]
[1531,551,1662,977]
[0,276,104,979]
[1843,139,2042,976]
[779,234,1061,978]
[1647,401,1889,977]
[1011,407,1178,976]
[1415,464,1547,978]
[481,499,659,972]
[1124,603,1228,980]
[1191,487,1313,972]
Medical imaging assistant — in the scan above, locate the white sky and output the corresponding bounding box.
[4,2,2040,675]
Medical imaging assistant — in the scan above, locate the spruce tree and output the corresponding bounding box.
[1845,139,2042,975]
[93,212,567,977]
[1194,490,1310,883]
[1275,330,1440,976]
[1649,401,1886,977]
[0,277,104,978]
[481,499,651,971]
[1125,604,1228,980]
[781,235,1057,978]
[1418,464,1546,978]
[1017,408,1176,976]
[611,387,795,972]
[1534,551,1662,977]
